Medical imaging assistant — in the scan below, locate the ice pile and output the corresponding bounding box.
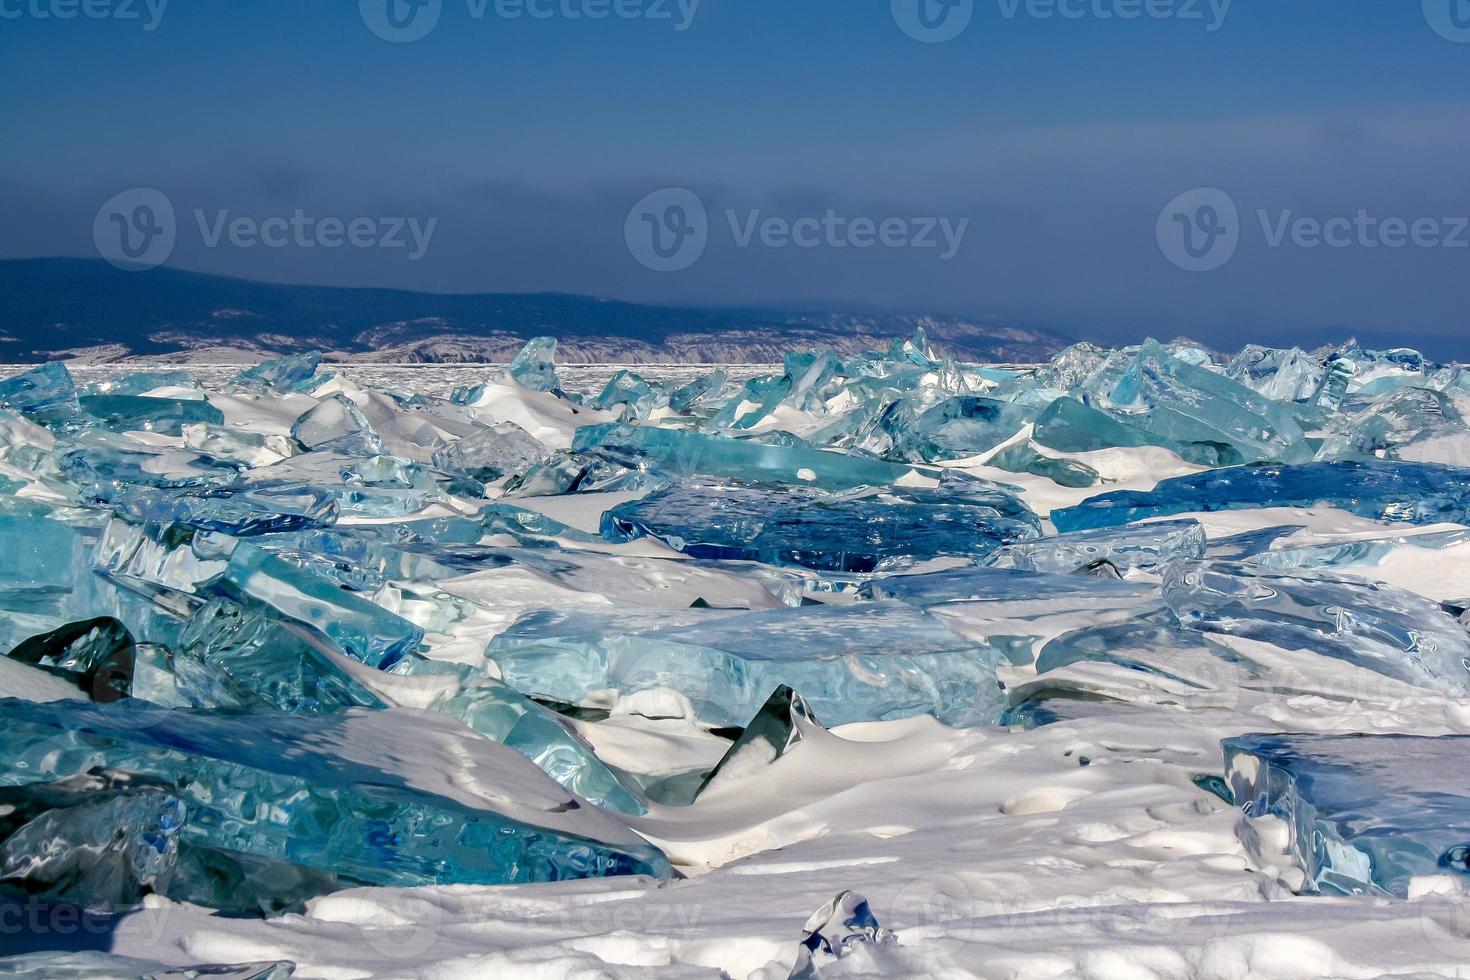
[4,332,1470,968]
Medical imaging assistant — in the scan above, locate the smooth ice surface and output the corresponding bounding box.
[601,475,1040,572]
[1053,460,1470,532]
[1224,733,1470,897]
[487,601,1008,727]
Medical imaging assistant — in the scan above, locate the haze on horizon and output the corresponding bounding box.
[2,0,1469,354]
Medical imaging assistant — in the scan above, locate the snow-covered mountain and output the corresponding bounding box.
[0,259,1069,364]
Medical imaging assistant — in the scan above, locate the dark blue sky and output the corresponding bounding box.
[3,0,1469,350]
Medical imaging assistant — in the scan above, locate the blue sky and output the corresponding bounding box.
[3,0,1469,351]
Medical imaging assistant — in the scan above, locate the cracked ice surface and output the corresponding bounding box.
[7,337,1470,977]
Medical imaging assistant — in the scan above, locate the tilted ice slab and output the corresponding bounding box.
[1224,733,1470,897]
[0,698,671,907]
[486,601,1007,728]
[1051,460,1470,532]
[1164,560,1470,696]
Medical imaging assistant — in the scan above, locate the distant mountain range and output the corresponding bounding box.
[0,259,1070,364]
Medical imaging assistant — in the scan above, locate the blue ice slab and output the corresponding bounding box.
[1106,340,1313,465]
[206,541,424,669]
[859,565,1154,606]
[1245,527,1470,572]
[393,658,645,814]
[1034,613,1253,686]
[75,395,223,436]
[0,698,673,900]
[432,420,546,482]
[904,395,1035,460]
[984,519,1205,574]
[0,781,184,909]
[241,451,448,518]
[229,352,322,393]
[668,368,728,414]
[601,476,1039,572]
[290,395,386,457]
[505,336,565,394]
[1224,733,1470,897]
[589,369,658,420]
[81,368,197,397]
[174,597,387,714]
[55,430,244,490]
[0,362,78,416]
[574,423,929,490]
[1051,460,1470,532]
[87,482,338,536]
[858,565,1160,665]
[1317,387,1464,461]
[486,601,1008,728]
[1164,561,1470,696]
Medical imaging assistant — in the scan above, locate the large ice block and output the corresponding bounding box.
[89,483,338,536]
[0,698,673,904]
[601,476,1040,572]
[206,541,424,669]
[1051,460,1470,532]
[1223,733,1470,897]
[486,601,1008,727]
[0,362,78,417]
[984,519,1205,574]
[290,395,386,457]
[574,423,930,489]
[431,420,546,482]
[76,395,223,436]
[1165,561,1470,696]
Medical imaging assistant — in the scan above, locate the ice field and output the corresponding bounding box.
[5,336,1470,978]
